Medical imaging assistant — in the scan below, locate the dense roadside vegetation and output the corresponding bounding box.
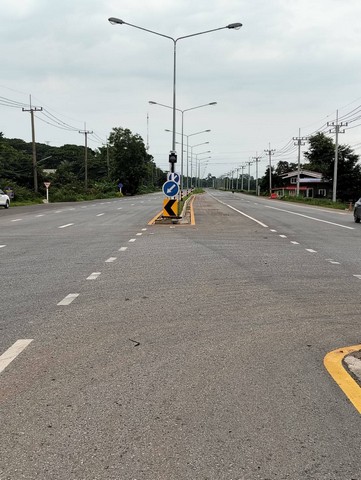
[0,128,167,205]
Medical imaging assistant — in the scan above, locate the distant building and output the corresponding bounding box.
[274,170,330,198]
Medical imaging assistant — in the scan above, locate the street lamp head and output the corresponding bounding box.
[205,129,211,132]
[108,17,124,25]
[165,129,171,132]
[209,102,217,106]
[149,101,157,105]
[227,22,243,30]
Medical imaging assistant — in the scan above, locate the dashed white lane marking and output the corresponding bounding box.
[353,275,361,280]
[306,249,317,253]
[58,223,74,229]
[291,241,300,245]
[11,218,22,222]
[142,228,147,231]
[129,238,136,243]
[270,229,277,232]
[57,293,79,305]
[279,234,287,238]
[55,210,63,213]
[136,233,142,236]
[87,272,101,280]
[329,261,340,264]
[36,214,45,217]
[117,207,123,210]
[96,213,105,217]
[0,245,6,248]
[105,257,117,263]
[0,339,34,374]
[119,247,128,251]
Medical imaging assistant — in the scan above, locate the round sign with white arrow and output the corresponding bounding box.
[162,180,179,198]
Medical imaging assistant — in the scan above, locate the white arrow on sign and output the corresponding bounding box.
[167,184,177,194]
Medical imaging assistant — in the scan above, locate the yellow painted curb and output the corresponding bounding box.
[148,210,163,225]
[324,344,361,414]
[190,195,196,225]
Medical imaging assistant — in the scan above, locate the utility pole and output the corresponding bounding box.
[79,124,93,188]
[252,153,262,195]
[264,143,275,195]
[240,164,246,190]
[22,96,43,193]
[328,110,347,202]
[235,167,240,190]
[292,129,308,196]
[246,160,253,192]
[102,142,110,179]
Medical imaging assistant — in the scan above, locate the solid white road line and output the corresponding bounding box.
[105,257,117,263]
[265,205,354,230]
[226,204,269,228]
[57,293,79,305]
[58,223,74,229]
[0,339,34,374]
[87,272,101,280]
[119,247,128,251]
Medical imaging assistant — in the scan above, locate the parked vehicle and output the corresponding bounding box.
[0,189,10,209]
[354,198,361,223]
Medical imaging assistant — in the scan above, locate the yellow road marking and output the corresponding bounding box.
[148,210,163,225]
[190,195,196,225]
[324,344,361,414]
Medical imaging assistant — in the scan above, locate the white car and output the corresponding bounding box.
[0,189,10,209]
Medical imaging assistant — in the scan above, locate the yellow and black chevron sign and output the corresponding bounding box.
[163,199,178,217]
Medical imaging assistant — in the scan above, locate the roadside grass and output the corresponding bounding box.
[179,188,204,214]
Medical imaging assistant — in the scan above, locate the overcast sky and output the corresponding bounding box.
[2,0,361,179]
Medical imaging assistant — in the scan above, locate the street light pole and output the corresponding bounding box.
[109,17,242,172]
[151,100,215,192]
[165,127,211,192]
[190,143,210,188]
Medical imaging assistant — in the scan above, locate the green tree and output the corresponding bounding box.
[108,127,154,195]
[303,132,361,201]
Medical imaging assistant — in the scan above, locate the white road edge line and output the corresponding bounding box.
[0,339,34,374]
[57,293,79,305]
[265,205,354,230]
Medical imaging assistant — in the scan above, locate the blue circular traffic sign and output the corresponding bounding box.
[162,180,179,198]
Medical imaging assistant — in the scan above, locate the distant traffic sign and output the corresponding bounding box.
[162,180,179,198]
[167,172,180,184]
[44,182,51,188]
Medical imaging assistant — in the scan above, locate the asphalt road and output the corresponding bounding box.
[1,191,361,480]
